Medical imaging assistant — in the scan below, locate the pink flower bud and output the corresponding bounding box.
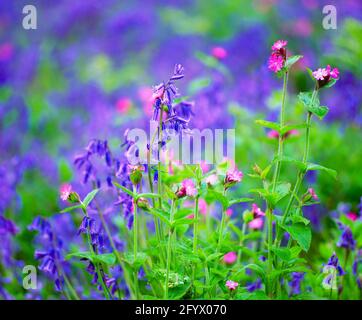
[223,252,237,264]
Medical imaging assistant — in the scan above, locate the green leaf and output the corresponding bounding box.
[136,193,161,200]
[172,218,195,227]
[271,246,291,262]
[306,163,337,179]
[114,183,135,197]
[205,189,229,210]
[123,252,147,269]
[285,55,303,69]
[298,92,329,120]
[82,189,99,208]
[148,208,171,226]
[187,77,211,95]
[66,251,116,265]
[255,119,280,131]
[60,204,83,213]
[306,67,315,81]
[66,251,94,261]
[96,253,116,265]
[323,78,337,89]
[275,155,307,171]
[272,182,291,204]
[228,198,253,206]
[280,223,312,252]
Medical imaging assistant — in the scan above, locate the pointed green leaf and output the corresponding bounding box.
[82,189,99,208]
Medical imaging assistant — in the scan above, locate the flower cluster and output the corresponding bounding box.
[268,40,287,73]
[312,65,339,89]
[74,139,115,187]
[28,217,66,292]
[224,169,243,190]
[176,179,197,198]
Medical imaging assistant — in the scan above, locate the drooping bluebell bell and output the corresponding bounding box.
[289,272,305,296]
[352,249,362,289]
[28,216,66,292]
[337,225,356,251]
[246,278,262,292]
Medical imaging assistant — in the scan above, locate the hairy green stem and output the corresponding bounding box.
[272,71,289,192]
[217,190,227,252]
[132,185,140,299]
[165,199,175,299]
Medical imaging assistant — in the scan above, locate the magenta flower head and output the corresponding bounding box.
[223,252,237,265]
[308,188,319,201]
[226,280,239,291]
[176,179,197,198]
[224,169,243,190]
[312,65,339,89]
[211,46,227,60]
[268,40,288,73]
[60,184,72,201]
[60,184,80,203]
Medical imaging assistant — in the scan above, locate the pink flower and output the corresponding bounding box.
[176,179,197,198]
[312,65,339,88]
[268,53,285,73]
[211,46,227,60]
[187,214,195,219]
[308,188,319,201]
[60,184,72,201]
[199,199,208,216]
[248,217,264,229]
[224,169,243,189]
[312,68,329,80]
[251,203,265,217]
[267,130,280,139]
[116,98,132,114]
[226,208,233,217]
[0,43,14,61]
[271,40,288,51]
[346,212,358,222]
[327,65,339,79]
[206,174,218,186]
[200,161,210,173]
[268,129,299,139]
[224,252,237,264]
[226,280,239,291]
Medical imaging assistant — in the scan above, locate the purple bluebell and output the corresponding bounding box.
[337,225,356,251]
[246,279,262,292]
[352,249,362,290]
[289,272,305,296]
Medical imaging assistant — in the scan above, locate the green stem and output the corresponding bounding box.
[275,110,314,246]
[272,71,289,192]
[266,207,274,298]
[217,190,227,252]
[237,222,247,262]
[165,199,175,299]
[132,186,140,299]
[157,106,164,210]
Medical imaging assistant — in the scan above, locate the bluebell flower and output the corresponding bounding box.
[246,279,262,292]
[337,225,356,250]
[289,272,305,296]
[352,249,362,289]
